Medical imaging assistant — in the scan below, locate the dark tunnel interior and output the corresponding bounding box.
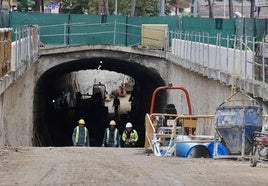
[33,57,167,147]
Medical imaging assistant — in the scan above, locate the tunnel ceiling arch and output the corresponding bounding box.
[41,57,163,83]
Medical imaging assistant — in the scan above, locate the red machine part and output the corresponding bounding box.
[149,86,192,115]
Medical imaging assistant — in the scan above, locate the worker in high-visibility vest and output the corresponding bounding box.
[122,122,138,147]
[102,120,120,147]
[72,119,90,146]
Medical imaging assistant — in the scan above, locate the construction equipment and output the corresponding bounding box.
[144,84,193,156]
[144,84,229,158]
[249,131,268,167]
[92,83,107,106]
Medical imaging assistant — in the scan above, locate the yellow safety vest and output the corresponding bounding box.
[106,128,118,145]
[122,129,138,143]
[75,126,88,144]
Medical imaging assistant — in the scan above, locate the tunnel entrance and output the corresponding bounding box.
[33,57,166,147]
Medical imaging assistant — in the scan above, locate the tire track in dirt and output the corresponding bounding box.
[0,146,268,186]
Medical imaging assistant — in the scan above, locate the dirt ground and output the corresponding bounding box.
[0,146,268,186]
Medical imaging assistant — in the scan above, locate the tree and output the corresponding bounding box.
[250,0,255,18]
[62,0,172,16]
[130,0,136,16]
[61,0,89,14]
[17,0,35,11]
[228,0,234,18]
[135,0,163,16]
[104,0,109,14]
[34,0,44,12]
[207,0,213,18]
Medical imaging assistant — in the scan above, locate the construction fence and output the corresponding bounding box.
[0,25,39,79]
[5,12,267,46]
[1,12,268,86]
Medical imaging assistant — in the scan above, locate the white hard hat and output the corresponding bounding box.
[126,122,132,128]
[109,120,116,125]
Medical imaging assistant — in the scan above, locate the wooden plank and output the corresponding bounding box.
[2,31,8,75]
[183,119,197,128]
[6,30,12,73]
[0,32,4,77]
[32,26,38,50]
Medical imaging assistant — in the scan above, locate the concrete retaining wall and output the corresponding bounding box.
[0,65,36,146]
[165,60,231,115]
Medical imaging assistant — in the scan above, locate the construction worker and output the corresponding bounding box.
[72,119,90,146]
[122,122,138,147]
[112,95,120,119]
[102,120,120,147]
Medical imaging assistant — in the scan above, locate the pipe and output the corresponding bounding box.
[149,86,192,115]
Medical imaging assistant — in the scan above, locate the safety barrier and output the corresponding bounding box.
[0,25,39,79]
[170,31,268,89]
[169,32,268,100]
[11,25,39,72]
[171,33,254,79]
[0,25,39,96]
[39,22,168,51]
[0,28,12,77]
[144,114,156,151]
[144,113,216,155]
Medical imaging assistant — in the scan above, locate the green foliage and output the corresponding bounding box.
[88,0,99,14]
[17,0,35,11]
[181,10,190,17]
[61,0,89,14]
[61,0,172,16]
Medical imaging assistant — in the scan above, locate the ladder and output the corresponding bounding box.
[163,144,175,157]
[152,134,162,157]
[163,127,176,157]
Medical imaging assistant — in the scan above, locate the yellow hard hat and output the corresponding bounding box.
[109,120,116,125]
[78,119,85,125]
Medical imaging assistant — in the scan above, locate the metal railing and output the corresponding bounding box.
[144,113,215,156]
[38,21,268,85]
[170,31,268,85]
[38,21,168,50]
[0,25,39,95]
[0,25,39,79]
[12,25,39,72]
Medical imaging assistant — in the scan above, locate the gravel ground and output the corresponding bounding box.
[0,146,268,186]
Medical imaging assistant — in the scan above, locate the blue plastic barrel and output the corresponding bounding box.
[161,139,229,158]
[215,106,262,155]
[176,143,209,158]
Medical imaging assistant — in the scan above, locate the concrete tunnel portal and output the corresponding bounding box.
[33,57,167,147]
